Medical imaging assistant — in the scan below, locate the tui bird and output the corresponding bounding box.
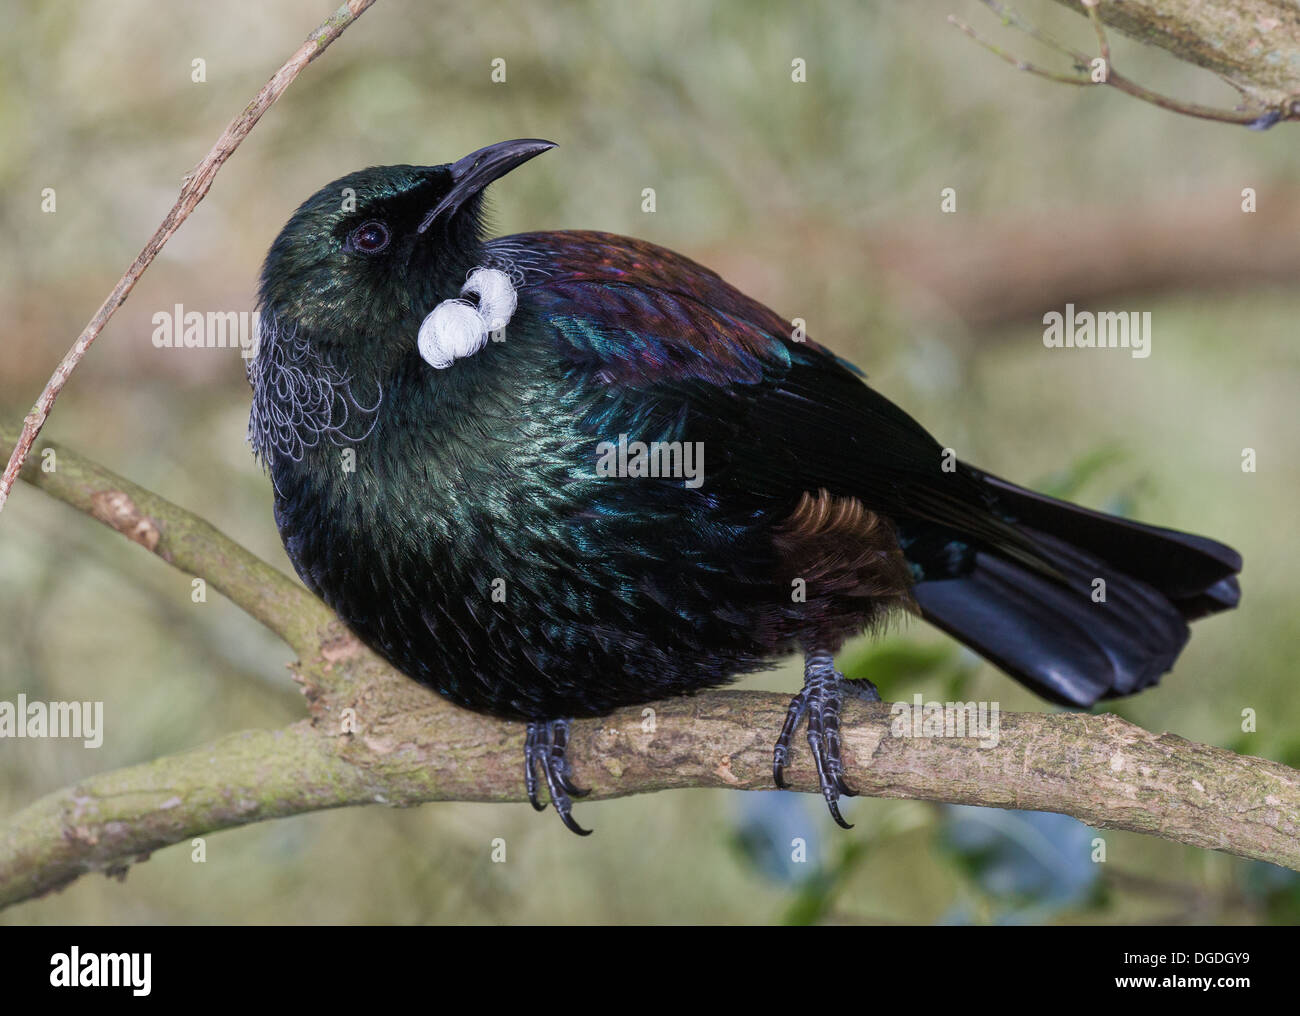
[249,139,1242,833]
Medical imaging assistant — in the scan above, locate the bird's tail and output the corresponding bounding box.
[907,467,1241,707]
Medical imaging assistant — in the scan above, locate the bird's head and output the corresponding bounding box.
[257,138,555,359]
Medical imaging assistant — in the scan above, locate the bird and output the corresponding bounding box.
[248,138,1242,834]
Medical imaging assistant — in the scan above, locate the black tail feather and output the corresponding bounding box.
[909,468,1241,708]
[973,468,1242,607]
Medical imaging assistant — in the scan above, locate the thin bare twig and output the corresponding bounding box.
[0,0,380,515]
[1081,0,1109,65]
[947,15,1094,86]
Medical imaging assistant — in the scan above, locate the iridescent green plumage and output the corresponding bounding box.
[251,140,1241,831]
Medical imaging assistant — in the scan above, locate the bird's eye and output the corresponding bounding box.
[349,220,390,254]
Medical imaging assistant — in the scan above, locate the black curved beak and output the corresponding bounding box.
[417,138,556,234]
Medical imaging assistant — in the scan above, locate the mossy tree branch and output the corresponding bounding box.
[2,426,1297,911]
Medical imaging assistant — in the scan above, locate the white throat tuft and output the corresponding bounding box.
[417,267,518,370]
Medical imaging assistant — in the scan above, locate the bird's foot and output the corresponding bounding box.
[773,649,879,829]
[524,718,591,836]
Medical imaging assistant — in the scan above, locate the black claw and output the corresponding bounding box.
[772,651,865,828]
[556,770,591,798]
[523,719,592,834]
[826,798,854,830]
[555,807,592,837]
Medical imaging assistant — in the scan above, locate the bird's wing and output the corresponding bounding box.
[505,230,851,384]
[505,230,1002,535]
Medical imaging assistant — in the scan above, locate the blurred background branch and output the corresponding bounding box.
[870,194,1300,330]
[2,426,1296,910]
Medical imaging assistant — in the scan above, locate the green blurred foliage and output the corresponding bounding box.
[1,0,1296,924]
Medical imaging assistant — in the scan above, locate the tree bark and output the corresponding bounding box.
[1054,0,1300,111]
